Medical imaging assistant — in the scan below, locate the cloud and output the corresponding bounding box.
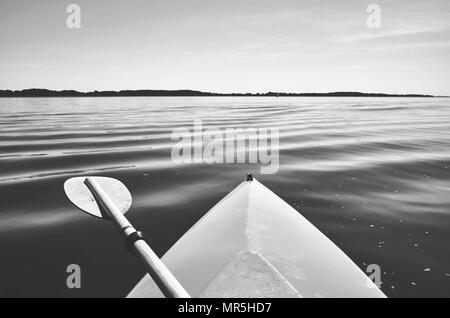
[371,40,450,51]
[335,26,446,43]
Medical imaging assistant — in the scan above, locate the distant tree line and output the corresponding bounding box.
[0,89,434,98]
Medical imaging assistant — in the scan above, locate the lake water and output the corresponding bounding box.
[0,97,449,297]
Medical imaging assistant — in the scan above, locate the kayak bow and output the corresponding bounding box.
[128,176,386,298]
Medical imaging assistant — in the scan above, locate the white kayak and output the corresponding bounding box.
[128,177,386,298]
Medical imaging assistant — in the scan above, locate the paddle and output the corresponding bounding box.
[64,176,190,298]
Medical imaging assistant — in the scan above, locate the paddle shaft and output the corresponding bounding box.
[84,177,190,298]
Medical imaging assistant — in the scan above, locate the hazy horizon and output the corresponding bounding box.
[0,87,443,96]
[1,0,449,95]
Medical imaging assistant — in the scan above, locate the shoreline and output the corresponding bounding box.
[0,89,439,98]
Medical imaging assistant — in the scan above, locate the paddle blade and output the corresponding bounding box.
[64,176,132,219]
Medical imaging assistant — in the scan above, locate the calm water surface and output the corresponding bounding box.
[0,97,449,297]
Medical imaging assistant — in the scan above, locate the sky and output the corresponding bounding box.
[0,0,449,95]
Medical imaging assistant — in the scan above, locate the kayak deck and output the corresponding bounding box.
[198,250,301,298]
[128,178,386,298]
